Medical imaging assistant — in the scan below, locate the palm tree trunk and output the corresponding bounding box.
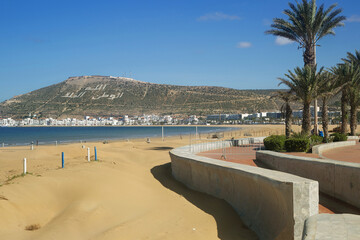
[302,101,311,135]
[314,99,318,135]
[322,97,329,140]
[303,45,316,67]
[341,89,348,134]
[350,98,358,136]
[304,45,318,135]
[285,103,292,138]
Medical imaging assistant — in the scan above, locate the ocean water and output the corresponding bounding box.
[0,126,235,146]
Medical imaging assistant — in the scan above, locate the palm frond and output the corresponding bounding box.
[266,0,345,52]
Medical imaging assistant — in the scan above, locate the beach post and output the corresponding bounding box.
[189,133,191,152]
[23,158,27,174]
[31,142,34,150]
[94,147,97,161]
[55,141,57,146]
[162,126,164,141]
[2,143,4,148]
[62,152,64,168]
[87,147,90,162]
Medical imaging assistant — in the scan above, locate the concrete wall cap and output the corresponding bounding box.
[303,214,360,240]
[257,150,360,168]
[171,148,316,185]
[312,140,356,155]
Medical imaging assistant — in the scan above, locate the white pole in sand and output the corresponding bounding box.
[87,147,90,162]
[31,143,34,150]
[55,141,57,146]
[2,143,4,148]
[162,126,164,141]
[189,133,191,152]
[23,158,27,174]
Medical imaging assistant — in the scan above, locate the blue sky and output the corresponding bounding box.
[1,0,360,102]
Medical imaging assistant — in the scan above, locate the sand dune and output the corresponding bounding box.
[0,130,261,240]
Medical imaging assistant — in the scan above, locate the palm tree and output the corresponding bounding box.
[331,62,360,135]
[279,65,323,135]
[345,50,360,135]
[348,78,360,136]
[266,0,345,134]
[345,50,360,65]
[273,91,295,138]
[317,71,341,139]
[331,64,350,134]
[340,58,360,136]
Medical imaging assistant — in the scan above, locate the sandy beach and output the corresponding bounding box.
[0,124,337,239]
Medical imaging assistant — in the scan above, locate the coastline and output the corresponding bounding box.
[6,124,258,128]
[0,126,239,147]
[0,124,299,182]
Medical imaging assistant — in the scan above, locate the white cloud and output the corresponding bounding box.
[347,15,360,22]
[198,12,241,21]
[236,42,252,48]
[275,36,294,45]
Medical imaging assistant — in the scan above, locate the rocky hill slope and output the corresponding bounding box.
[0,76,282,118]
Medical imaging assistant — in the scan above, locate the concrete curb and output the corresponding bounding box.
[302,214,360,240]
[312,140,356,155]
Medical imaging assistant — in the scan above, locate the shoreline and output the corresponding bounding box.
[0,126,239,147]
[2,124,280,128]
[0,124,342,148]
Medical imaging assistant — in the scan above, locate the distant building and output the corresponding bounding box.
[206,114,228,121]
[266,112,282,119]
[227,114,241,120]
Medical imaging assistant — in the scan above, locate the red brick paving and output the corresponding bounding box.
[322,141,360,163]
[197,146,258,166]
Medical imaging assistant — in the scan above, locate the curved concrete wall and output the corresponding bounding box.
[170,145,318,240]
[256,151,360,209]
[312,140,356,155]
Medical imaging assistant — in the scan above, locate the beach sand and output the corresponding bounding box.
[0,124,339,239]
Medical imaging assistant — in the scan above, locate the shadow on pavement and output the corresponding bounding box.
[254,160,360,215]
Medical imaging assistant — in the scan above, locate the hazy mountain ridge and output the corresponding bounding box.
[0,75,283,118]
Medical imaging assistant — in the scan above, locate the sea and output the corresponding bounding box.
[0,126,236,146]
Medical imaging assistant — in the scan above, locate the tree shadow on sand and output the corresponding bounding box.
[148,147,174,151]
[150,163,257,240]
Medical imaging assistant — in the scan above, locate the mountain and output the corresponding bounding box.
[0,75,283,118]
